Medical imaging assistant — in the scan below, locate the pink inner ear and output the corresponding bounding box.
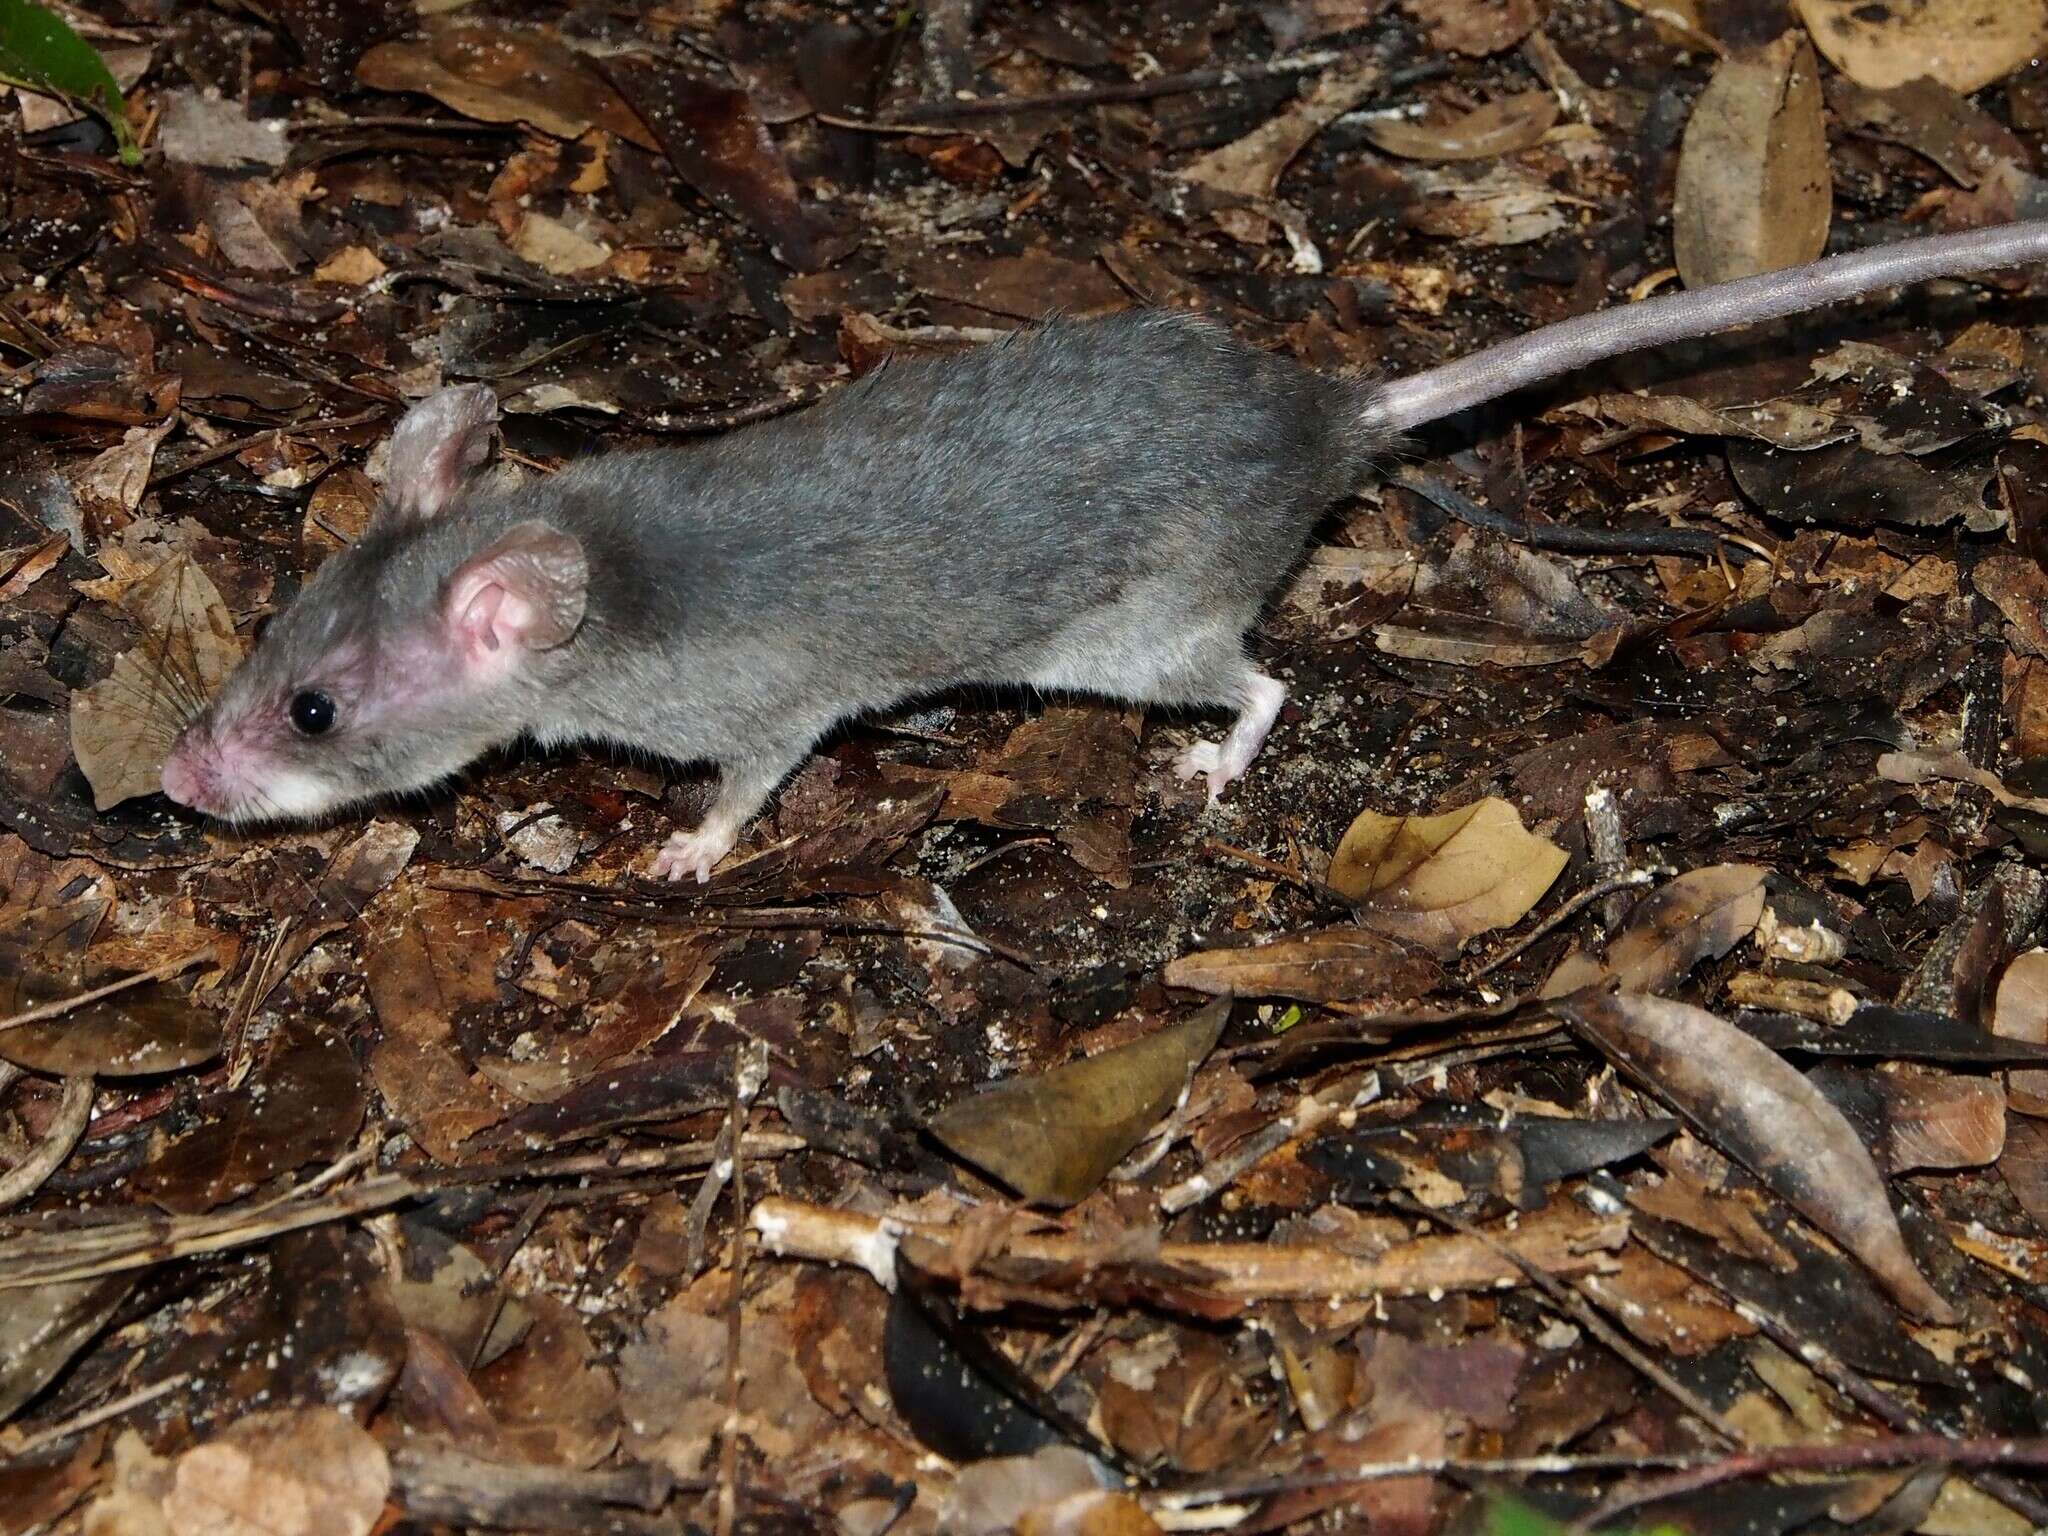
[456,581,507,655]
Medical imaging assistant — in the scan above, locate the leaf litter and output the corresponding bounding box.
[9,0,2048,1531]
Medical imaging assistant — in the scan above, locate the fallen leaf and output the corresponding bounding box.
[1404,162,1580,244]
[1328,797,1567,958]
[1794,0,2048,93]
[1164,926,1443,1006]
[1992,949,2048,1116]
[70,553,243,810]
[138,1023,366,1214]
[70,415,175,524]
[1880,747,2048,817]
[158,89,289,169]
[0,1276,133,1422]
[1179,52,1381,199]
[1398,0,1541,55]
[1543,864,1768,998]
[1564,991,1955,1323]
[1362,92,1558,162]
[356,23,657,148]
[1877,1070,2006,1171]
[928,1001,1229,1206]
[163,1408,389,1536]
[509,211,611,275]
[1672,32,1831,288]
[603,56,838,269]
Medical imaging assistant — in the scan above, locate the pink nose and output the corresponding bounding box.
[160,744,212,810]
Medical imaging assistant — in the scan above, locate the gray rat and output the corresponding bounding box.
[159,220,2048,880]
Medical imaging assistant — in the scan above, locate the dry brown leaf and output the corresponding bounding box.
[1543,863,1767,998]
[1328,797,1567,958]
[1398,0,1541,55]
[1794,0,2048,93]
[1993,949,2048,1116]
[1611,0,1721,53]
[70,416,175,523]
[1672,32,1831,288]
[927,1002,1228,1206]
[70,553,242,811]
[509,211,612,274]
[1362,91,1558,161]
[1404,163,1580,245]
[1881,1070,2006,1171]
[356,23,657,148]
[313,245,388,284]
[1179,52,1381,199]
[162,1408,389,1536]
[1566,991,1955,1323]
[1163,926,1442,1006]
[1879,747,2048,817]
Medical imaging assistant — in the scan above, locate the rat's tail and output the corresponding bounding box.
[1364,219,2048,435]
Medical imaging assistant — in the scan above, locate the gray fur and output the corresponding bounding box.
[170,311,1381,845]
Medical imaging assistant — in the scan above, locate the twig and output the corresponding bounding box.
[5,1373,191,1457]
[0,953,208,1035]
[146,407,387,488]
[1393,1196,1744,1451]
[882,50,1342,120]
[1632,1224,2048,1529]
[430,869,1040,969]
[0,1135,805,1288]
[746,1193,1625,1303]
[1577,1436,2048,1533]
[1158,1071,1380,1214]
[1464,867,1655,982]
[1391,467,1760,562]
[0,1075,95,1210]
[713,1042,767,1536]
[1151,1437,2048,1511]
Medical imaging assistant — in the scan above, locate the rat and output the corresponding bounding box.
[158,218,2048,881]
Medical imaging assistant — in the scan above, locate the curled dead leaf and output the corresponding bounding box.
[1565,991,1955,1323]
[1163,926,1442,1006]
[1362,92,1558,162]
[1330,797,1567,959]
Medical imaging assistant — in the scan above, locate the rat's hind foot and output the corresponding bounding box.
[1174,671,1286,804]
[652,822,738,883]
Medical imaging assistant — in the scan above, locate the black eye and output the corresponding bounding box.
[289,689,336,736]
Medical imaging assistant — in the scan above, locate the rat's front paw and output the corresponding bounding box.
[1173,740,1228,805]
[652,824,736,883]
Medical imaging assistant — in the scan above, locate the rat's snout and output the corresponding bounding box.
[159,732,220,813]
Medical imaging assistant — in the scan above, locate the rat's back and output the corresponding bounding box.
[542,311,1374,710]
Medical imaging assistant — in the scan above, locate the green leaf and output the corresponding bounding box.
[0,0,140,164]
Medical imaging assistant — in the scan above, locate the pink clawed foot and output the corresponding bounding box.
[1173,673,1286,804]
[651,821,738,883]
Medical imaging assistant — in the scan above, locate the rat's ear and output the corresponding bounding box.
[382,385,500,522]
[444,521,587,667]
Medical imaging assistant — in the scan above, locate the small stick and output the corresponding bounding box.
[0,953,209,1035]
[1465,867,1654,982]
[1158,1071,1379,1213]
[882,50,1342,121]
[1392,467,1758,562]
[0,1075,94,1209]
[746,1192,1626,1302]
[1394,1196,1743,1451]
[5,1373,191,1457]
[1151,1437,2048,1512]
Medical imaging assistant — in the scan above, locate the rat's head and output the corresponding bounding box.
[161,385,589,825]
